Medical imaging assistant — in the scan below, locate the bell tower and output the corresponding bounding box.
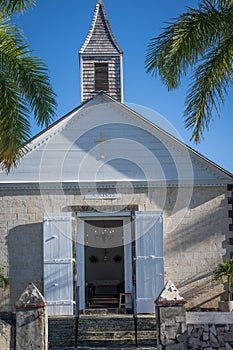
[79,0,124,102]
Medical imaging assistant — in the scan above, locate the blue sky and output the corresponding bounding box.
[13,0,232,173]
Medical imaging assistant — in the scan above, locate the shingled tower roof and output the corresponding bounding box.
[79,1,124,102]
[79,0,123,55]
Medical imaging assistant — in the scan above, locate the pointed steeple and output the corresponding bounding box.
[79,1,124,102]
[80,1,123,55]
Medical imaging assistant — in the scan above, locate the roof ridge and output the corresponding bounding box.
[79,1,123,54]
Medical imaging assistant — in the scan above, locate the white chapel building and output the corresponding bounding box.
[0,0,233,315]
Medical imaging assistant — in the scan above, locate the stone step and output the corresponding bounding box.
[83,308,119,315]
[79,316,156,327]
[49,333,156,346]
[50,346,157,350]
[76,340,157,348]
[48,315,157,349]
[49,341,156,348]
[77,330,156,340]
[49,318,156,332]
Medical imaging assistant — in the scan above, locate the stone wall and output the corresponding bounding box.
[0,185,229,311]
[156,304,187,349]
[156,304,233,350]
[187,312,233,350]
[0,313,15,350]
[164,186,229,309]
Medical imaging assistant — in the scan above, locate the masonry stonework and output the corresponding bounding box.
[15,283,48,350]
[187,312,233,350]
[0,313,15,350]
[0,185,229,311]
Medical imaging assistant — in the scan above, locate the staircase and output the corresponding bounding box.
[48,312,157,349]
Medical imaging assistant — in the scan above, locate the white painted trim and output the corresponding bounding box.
[120,55,124,103]
[81,53,122,57]
[76,212,132,311]
[76,218,85,310]
[80,55,84,103]
[124,217,132,295]
[76,212,131,218]
[135,210,163,218]
[0,180,230,190]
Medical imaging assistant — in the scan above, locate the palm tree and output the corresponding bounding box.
[0,0,57,171]
[0,0,36,15]
[146,0,233,143]
[213,258,233,301]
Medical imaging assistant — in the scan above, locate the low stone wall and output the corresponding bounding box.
[3,309,233,349]
[156,304,187,349]
[187,312,233,350]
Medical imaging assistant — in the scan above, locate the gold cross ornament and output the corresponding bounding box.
[94,132,110,159]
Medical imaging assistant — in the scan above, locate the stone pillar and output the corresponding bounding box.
[15,282,48,350]
[155,280,187,350]
[0,315,15,350]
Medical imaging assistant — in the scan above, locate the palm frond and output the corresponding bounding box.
[213,258,233,289]
[184,33,233,143]
[146,0,233,141]
[217,0,233,9]
[146,0,224,89]
[0,0,36,15]
[14,55,57,128]
[0,17,57,170]
[0,71,30,170]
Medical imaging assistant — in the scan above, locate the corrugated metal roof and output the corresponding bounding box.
[79,1,123,55]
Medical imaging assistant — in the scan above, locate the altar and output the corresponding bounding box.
[86,280,121,308]
[88,280,121,295]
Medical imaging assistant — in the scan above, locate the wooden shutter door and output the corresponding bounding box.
[135,211,164,314]
[43,213,73,316]
[124,217,132,294]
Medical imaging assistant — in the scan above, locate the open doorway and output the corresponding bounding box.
[84,220,124,308]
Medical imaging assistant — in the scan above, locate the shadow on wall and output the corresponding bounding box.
[6,223,43,310]
[166,206,225,255]
[178,270,223,309]
[163,187,226,216]
[164,189,227,308]
[165,196,226,306]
